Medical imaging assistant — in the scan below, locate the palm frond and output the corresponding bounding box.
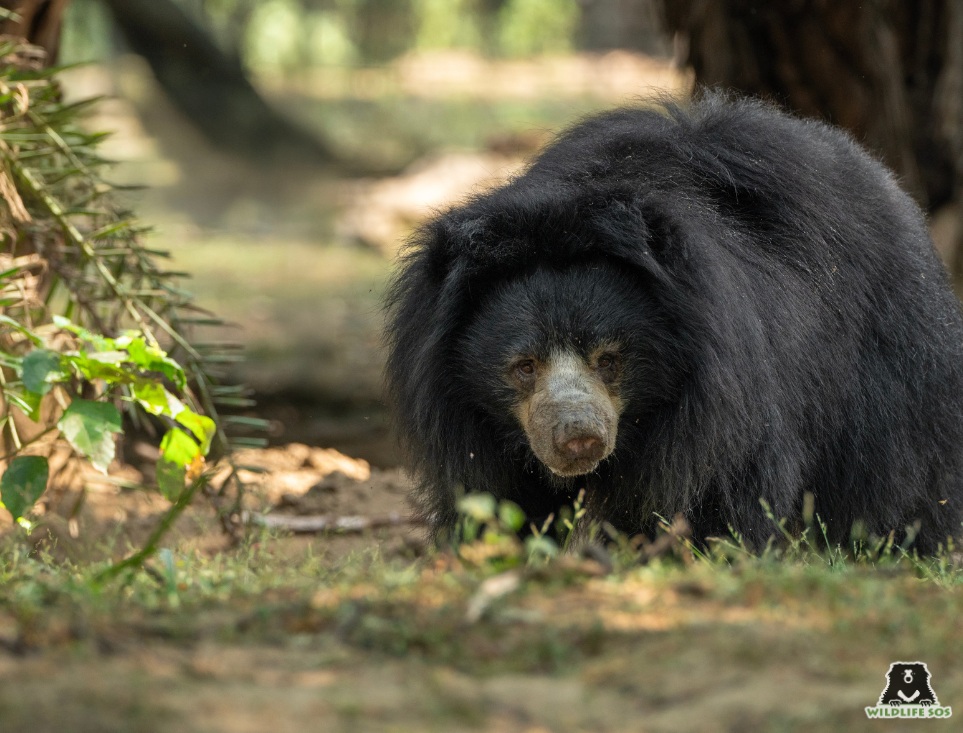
[0,42,262,535]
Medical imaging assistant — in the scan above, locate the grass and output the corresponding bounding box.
[3,529,961,657]
[1,523,961,732]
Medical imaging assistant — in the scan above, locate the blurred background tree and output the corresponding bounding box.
[658,0,963,279]
[0,0,69,59]
[60,0,622,169]
[100,0,337,165]
[53,1,958,244]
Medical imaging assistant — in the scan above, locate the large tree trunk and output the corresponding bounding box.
[0,0,71,62]
[659,0,963,278]
[101,0,337,167]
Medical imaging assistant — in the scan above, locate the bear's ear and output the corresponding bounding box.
[588,195,677,288]
[442,213,539,276]
[387,223,471,349]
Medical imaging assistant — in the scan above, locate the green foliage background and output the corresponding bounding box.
[62,0,583,70]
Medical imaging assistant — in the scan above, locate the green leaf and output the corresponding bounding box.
[458,493,498,523]
[57,399,122,474]
[160,427,200,467]
[115,331,149,356]
[86,350,128,364]
[525,535,560,562]
[156,458,187,502]
[0,314,43,346]
[21,348,64,395]
[126,337,186,389]
[64,352,131,383]
[131,380,183,418]
[498,500,527,533]
[0,456,49,521]
[0,264,24,281]
[9,388,43,422]
[176,410,216,456]
[53,315,112,350]
[89,218,137,240]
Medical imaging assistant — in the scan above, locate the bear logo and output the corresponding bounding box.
[878,662,939,707]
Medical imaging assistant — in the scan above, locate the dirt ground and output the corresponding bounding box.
[3,443,962,733]
[0,629,907,733]
[5,442,419,565]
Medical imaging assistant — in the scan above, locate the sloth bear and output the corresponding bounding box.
[878,662,939,707]
[384,94,963,553]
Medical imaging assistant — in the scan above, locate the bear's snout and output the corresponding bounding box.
[552,413,608,465]
[516,349,621,477]
[532,400,614,475]
[559,434,604,462]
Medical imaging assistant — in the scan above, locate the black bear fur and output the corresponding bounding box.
[384,94,963,552]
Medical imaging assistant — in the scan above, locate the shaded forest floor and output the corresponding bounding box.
[2,440,962,732]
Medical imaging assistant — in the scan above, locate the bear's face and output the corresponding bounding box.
[459,260,680,477]
[508,344,623,476]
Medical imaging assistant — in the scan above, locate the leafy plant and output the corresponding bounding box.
[454,492,569,567]
[1,315,215,523]
[0,39,265,570]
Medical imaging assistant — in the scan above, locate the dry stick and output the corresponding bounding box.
[244,511,424,534]
[202,470,246,545]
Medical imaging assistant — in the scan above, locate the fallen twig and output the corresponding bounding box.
[243,511,422,534]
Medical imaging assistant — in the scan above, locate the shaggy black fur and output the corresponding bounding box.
[384,94,963,552]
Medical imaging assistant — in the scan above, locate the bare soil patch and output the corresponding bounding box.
[3,442,419,566]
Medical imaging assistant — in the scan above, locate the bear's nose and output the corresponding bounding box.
[559,435,604,462]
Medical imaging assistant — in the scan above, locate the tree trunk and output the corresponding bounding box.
[660,1,957,207]
[101,0,336,166]
[578,0,668,55]
[0,0,71,63]
[659,0,963,280]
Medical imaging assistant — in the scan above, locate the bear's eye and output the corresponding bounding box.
[594,352,621,384]
[514,359,537,379]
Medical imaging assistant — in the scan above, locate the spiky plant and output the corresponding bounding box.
[0,38,265,571]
